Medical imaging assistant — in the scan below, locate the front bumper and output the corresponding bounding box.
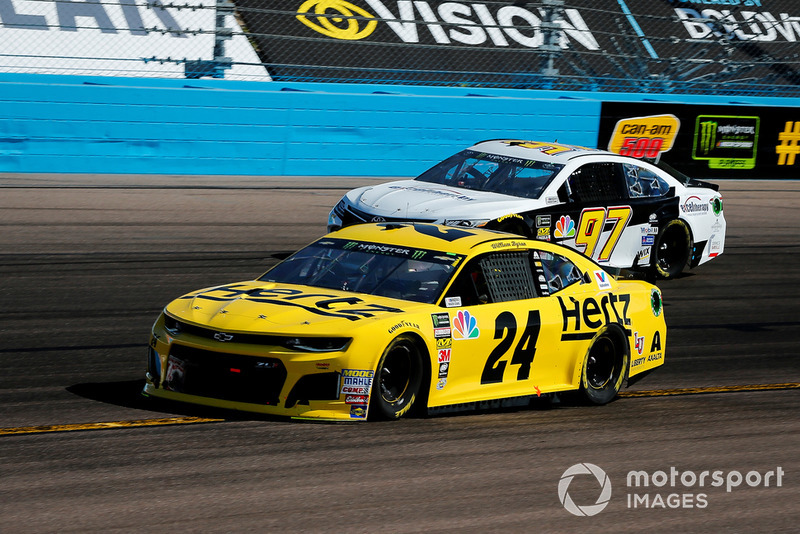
[144,316,373,421]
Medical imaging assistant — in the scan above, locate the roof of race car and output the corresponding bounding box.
[327,222,570,257]
[469,139,610,164]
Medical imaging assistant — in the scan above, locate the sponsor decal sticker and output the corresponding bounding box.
[594,270,613,290]
[680,196,710,216]
[555,215,576,238]
[436,337,452,349]
[434,327,452,338]
[452,310,480,339]
[341,385,370,395]
[445,296,462,308]
[634,332,645,355]
[558,293,632,340]
[350,405,368,419]
[431,313,450,328]
[651,288,663,317]
[341,369,374,390]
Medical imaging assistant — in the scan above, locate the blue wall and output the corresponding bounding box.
[0,73,794,176]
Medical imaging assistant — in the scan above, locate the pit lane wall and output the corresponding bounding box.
[1,73,798,179]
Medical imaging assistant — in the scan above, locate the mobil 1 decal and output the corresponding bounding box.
[599,102,800,180]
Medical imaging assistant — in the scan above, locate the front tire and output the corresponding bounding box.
[370,336,424,420]
[652,219,691,280]
[581,329,629,405]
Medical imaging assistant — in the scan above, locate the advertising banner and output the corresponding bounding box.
[0,0,270,79]
[599,102,800,180]
[236,0,800,86]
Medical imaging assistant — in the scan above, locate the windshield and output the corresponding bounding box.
[260,238,463,304]
[415,149,564,199]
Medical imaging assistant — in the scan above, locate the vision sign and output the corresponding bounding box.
[294,0,600,49]
[238,0,800,86]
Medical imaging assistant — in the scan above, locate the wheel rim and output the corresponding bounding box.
[379,344,413,403]
[586,337,615,390]
[657,225,689,274]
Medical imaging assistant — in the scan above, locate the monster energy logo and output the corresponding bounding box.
[412,250,426,259]
[343,242,358,250]
[699,121,718,155]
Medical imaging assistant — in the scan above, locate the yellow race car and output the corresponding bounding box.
[144,223,665,421]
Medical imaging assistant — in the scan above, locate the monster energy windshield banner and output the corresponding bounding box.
[237,0,800,87]
[599,102,800,180]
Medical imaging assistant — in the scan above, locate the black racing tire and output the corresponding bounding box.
[580,329,629,405]
[652,219,691,280]
[370,336,424,420]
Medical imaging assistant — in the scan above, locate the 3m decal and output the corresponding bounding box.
[453,310,480,339]
[481,310,541,384]
[574,206,633,262]
[438,347,451,379]
[558,293,631,340]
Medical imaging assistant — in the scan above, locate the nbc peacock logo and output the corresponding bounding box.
[554,215,576,238]
[452,310,480,339]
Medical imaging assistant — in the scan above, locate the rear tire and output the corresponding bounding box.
[581,329,629,405]
[370,336,423,420]
[652,219,691,280]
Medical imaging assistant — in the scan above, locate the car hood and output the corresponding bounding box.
[352,180,539,219]
[164,281,418,334]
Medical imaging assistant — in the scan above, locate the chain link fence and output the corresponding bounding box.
[1,0,799,96]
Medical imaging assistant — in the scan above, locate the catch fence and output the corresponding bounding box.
[1,0,799,96]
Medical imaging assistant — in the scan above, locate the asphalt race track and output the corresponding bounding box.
[1,175,798,533]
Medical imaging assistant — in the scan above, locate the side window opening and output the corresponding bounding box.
[564,162,625,203]
[479,252,538,303]
[623,163,669,198]
[533,251,584,295]
[442,251,538,305]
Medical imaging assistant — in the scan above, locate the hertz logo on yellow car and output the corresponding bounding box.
[608,114,680,160]
[296,0,377,40]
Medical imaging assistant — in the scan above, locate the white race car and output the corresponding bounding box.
[329,140,726,279]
